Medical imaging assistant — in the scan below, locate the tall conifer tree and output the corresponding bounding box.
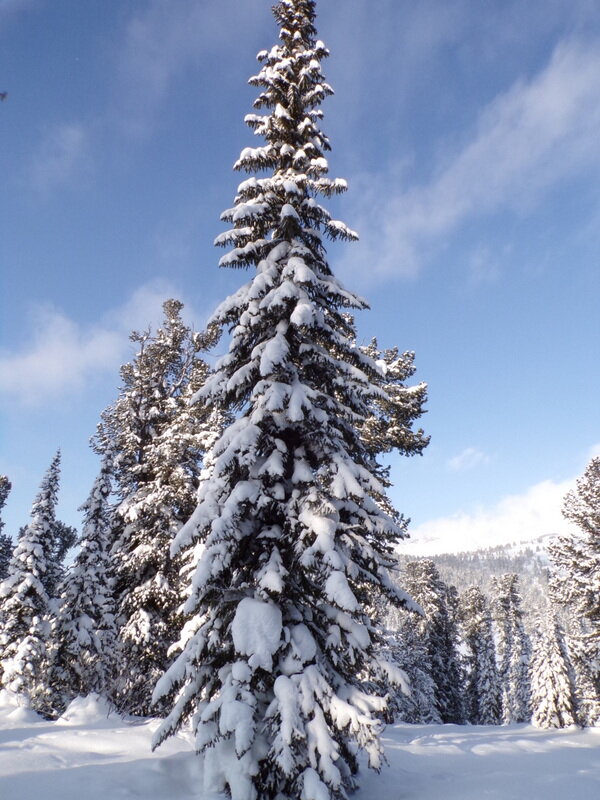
[382,604,439,724]
[530,612,578,729]
[153,3,427,799]
[562,611,600,727]
[493,573,531,723]
[549,456,600,725]
[0,476,12,581]
[403,560,464,724]
[94,299,219,715]
[46,460,116,715]
[459,586,501,725]
[6,453,77,601]
[0,455,61,710]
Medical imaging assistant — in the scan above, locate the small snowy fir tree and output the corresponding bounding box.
[493,573,531,724]
[8,453,77,601]
[0,475,12,581]
[403,560,464,724]
[94,299,220,716]
[45,459,116,715]
[459,586,501,725]
[152,3,427,799]
[549,456,600,726]
[529,612,578,729]
[0,456,59,711]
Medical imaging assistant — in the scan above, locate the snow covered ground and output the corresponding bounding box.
[1,691,599,800]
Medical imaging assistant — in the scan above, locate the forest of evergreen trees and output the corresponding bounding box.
[1,2,598,800]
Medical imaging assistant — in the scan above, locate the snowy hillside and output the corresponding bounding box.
[1,692,599,800]
[396,535,556,620]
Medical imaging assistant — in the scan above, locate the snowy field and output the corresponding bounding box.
[1,691,599,800]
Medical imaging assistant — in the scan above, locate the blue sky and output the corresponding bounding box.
[1,0,599,552]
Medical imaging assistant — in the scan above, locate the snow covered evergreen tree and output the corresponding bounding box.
[529,612,578,729]
[562,611,600,727]
[152,3,427,799]
[0,476,12,581]
[549,456,600,726]
[382,604,439,724]
[94,299,220,716]
[7,453,77,601]
[45,460,116,715]
[0,459,57,711]
[459,586,501,725]
[493,573,531,723]
[403,560,464,724]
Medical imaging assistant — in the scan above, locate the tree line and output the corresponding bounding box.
[2,428,598,731]
[386,555,598,730]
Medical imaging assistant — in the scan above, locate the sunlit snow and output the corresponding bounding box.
[1,691,598,800]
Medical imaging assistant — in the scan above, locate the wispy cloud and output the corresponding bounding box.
[20,2,266,190]
[0,279,192,406]
[113,0,265,138]
[587,442,600,460]
[0,0,36,27]
[102,279,192,336]
[342,37,600,282]
[27,122,91,195]
[325,0,468,115]
[402,477,577,555]
[447,447,491,472]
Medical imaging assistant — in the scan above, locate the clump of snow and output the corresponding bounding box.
[301,766,330,800]
[0,689,42,723]
[325,571,359,611]
[231,597,282,671]
[0,689,18,711]
[202,738,261,800]
[7,704,43,724]
[280,203,299,219]
[56,693,114,726]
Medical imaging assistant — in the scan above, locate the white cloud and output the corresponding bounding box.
[103,279,190,335]
[28,122,90,194]
[342,37,600,282]
[0,279,191,406]
[447,447,490,472]
[402,477,578,556]
[0,307,120,404]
